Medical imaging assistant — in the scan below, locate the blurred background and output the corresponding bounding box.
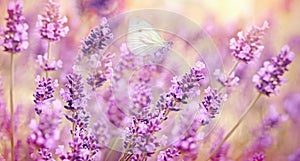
[0,0,300,160]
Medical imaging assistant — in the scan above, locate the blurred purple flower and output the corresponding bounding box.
[289,148,300,161]
[93,121,109,148]
[209,130,231,161]
[36,53,63,71]
[214,69,240,88]
[128,65,156,117]
[252,45,295,96]
[0,76,10,138]
[37,0,69,41]
[107,99,125,127]
[157,147,180,161]
[230,21,269,63]
[28,99,63,152]
[1,0,29,53]
[247,106,284,156]
[174,124,200,160]
[113,43,143,81]
[284,93,300,123]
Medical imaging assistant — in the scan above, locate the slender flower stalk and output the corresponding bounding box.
[0,1,29,160]
[9,53,15,161]
[46,41,51,78]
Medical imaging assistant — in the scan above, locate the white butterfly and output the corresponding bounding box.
[126,17,172,56]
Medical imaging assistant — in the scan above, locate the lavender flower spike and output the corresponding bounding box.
[230,21,269,63]
[33,75,58,114]
[37,0,69,41]
[252,45,295,96]
[201,86,227,118]
[1,0,29,53]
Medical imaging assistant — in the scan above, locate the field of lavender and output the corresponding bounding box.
[0,0,300,161]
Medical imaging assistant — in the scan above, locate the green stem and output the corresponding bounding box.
[10,53,15,161]
[46,41,51,78]
[206,93,262,160]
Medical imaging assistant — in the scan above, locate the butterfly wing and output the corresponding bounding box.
[127,17,165,56]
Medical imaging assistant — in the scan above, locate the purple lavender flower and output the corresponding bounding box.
[230,21,269,63]
[37,0,69,41]
[28,99,63,150]
[36,53,63,71]
[124,117,160,156]
[248,152,265,161]
[157,147,180,161]
[252,45,295,96]
[60,74,86,111]
[201,86,227,118]
[81,17,113,54]
[57,126,101,161]
[35,148,56,161]
[1,0,29,53]
[157,61,205,112]
[73,18,114,94]
[289,148,300,161]
[33,75,58,114]
[60,73,102,160]
[123,61,206,160]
